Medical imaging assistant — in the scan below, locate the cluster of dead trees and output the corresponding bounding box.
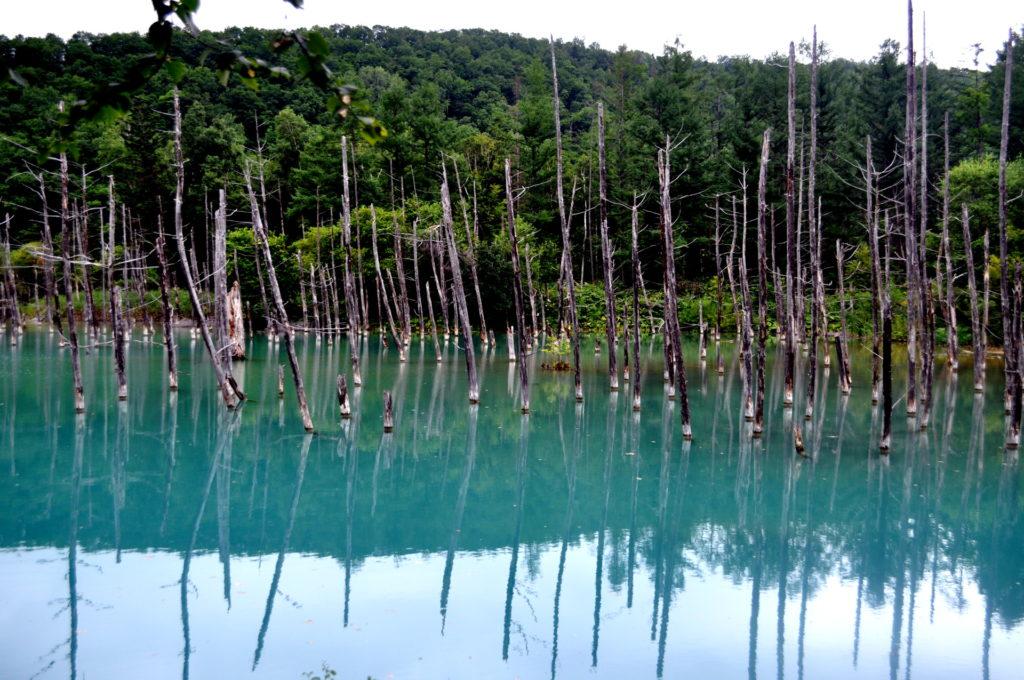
[1,3,1020,450]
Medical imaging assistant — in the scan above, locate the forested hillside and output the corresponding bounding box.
[1,24,1022,329]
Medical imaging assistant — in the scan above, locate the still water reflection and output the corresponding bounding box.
[0,331,1022,679]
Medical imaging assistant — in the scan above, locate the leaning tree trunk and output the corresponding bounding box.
[171,89,236,409]
[998,30,1015,417]
[505,158,530,413]
[244,165,314,432]
[58,102,85,413]
[550,39,583,402]
[370,206,405,360]
[597,103,619,391]
[155,225,178,390]
[630,197,642,412]
[659,140,692,439]
[783,42,797,406]
[941,113,958,370]
[452,161,487,344]
[753,129,771,438]
[441,168,480,403]
[805,28,820,421]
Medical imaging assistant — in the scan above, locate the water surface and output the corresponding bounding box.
[1,331,1022,679]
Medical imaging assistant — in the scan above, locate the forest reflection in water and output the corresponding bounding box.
[0,330,1022,679]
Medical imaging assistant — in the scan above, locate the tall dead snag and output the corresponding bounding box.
[58,104,85,413]
[341,136,362,386]
[998,30,1015,416]
[919,19,935,429]
[76,170,98,339]
[441,167,480,403]
[941,113,958,369]
[213,189,233,370]
[597,103,619,391]
[244,166,314,432]
[903,0,919,418]
[783,41,797,406]
[227,281,245,359]
[370,206,405,360]
[424,281,441,360]
[962,205,985,391]
[714,196,725,375]
[630,197,642,411]
[867,137,882,403]
[805,28,820,421]
[392,212,411,342]
[155,226,178,390]
[550,38,583,402]
[659,139,692,439]
[505,158,531,413]
[753,129,771,438]
[881,217,893,451]
[111,285,127,400]
[171,89,236,409]
[524,244,539,339]
[452,161,487,344]
[36,174,62,333]
[1010,265,1022,448]
[1,214,21,340]
[411,219,425,336]
[835,241,852,394]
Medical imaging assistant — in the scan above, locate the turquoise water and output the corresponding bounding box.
[0,330,1022,679]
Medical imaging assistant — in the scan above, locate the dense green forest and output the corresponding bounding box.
[1,23,1022,334]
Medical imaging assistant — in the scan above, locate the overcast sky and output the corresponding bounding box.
[2,0,1019,68]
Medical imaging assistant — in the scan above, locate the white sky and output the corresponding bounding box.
[1,0,1019,68]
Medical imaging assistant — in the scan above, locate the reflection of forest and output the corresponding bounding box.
[2,333,1023,678]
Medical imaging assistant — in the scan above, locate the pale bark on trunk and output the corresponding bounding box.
[392,212,411,342]
[941,113,958,369]
[867,137,882,403]
[784,42,797,406]
[155,225,178,390]
[597,103,619,391]
[1,214,21,338]
[998,30,1015,417]
[412,219,425,336]
[441,169,480,403]
[452,160,487,344]
[805,28,820,421]
[171,89,236,409]
[904,0,919,418]
[714,195,725,375]
[425,280,441,361]
[337,374,351,419]
[38,175,62,333]
[659,141,692,439]
[227,281,245,360]
[58,105,85,413]
[835,240,852,394]
[112,285,127,399]
[505,158,531,413]
[631,198,642,411]
[244,165,314,432]
[962,205,985,392]
[341,136,361,385]
[753,129,771,437]
[881,218,893,451]
[370,206,405,360]
[919,23,935,430]
[551,38,583,402]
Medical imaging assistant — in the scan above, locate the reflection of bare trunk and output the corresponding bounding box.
[156,226,178,390]
[505,159,530,413]
[58,105,85,413]
[67,415,84,680]
[502,416,529,660]
[962,205,985,392]
[597,103,619,391]
[440,406,478,631]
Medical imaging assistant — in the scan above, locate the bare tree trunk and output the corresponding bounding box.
[425,280,441,361]
[429,237,451,339]
[753,129,771,437]
[227,281,245,359]
[1009,264,1022,447]
[340,136,362,385]
[244,165,314,432]
[835,240,852,394]
[881,218,893,451]
[867,137,882,403]
[805,28,820,421]
[383,390,394,432]
[1,214,21,339]
[904,0,919,418]
[36,174,62,333]
[919,21,935,430]
[155,225,178,390]
[998,30,1015,416]
[112,285,127,400]
[412,219,425,336]
[631,197,642,411]
[452,160,487,344]
[441,168,480,403]
[550,39,583,402]
[58,103,85,413]
[370,206,405,360]
[337,374,351,419]
[505,158,531,413]
[962,205,985,392]
[213,190,233,371]
[796,120,806,343]
[784,41,797,406]
[714,196,725,375]
[597,103,619,391]
[659,140,692,439]
[171,89,236,409]
[524,244,539,340]
[941,113,959,370]
[392,212,411,342]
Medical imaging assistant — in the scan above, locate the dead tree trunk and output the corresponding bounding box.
[213,189,233,371]
[753,129,771,438]
[341,136,362,386]
[550,38,583,402]
[452,160,487,344]
[58,104,85,413]
[1,214,21,338]
[441,168,480,403]
[392,212,411,342]
[337,374,351,419]
[659,140,692,439]
[112,285,127,400]
[631,197,642,411]
[412,219,425,336]
[425,280,441,361]
[370,206,405,360]
[505,158,531,413]
[155,226,178,390]
[227,281,245,360]
[37,174,62,333]
[881,217,893,452]
[962,204,985,392]
[998,30,1015,416]
[714,195,725,375]
[784,41,797,406]
[919,21,935,430]
[597,102,619,391]
[904,0,919,418]
[171,89,236,409]
[805,28,820,421]
[244,165,314,432]
[524,244,539,340]
[1009,265,1022,448]
[867,137,882,403]
[941,113,958,369]
[835,240,852,394]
